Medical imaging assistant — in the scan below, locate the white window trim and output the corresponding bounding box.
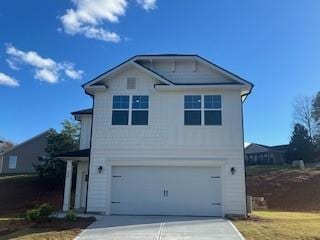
[8,155,17,169]
[184,94,223,126]
[112,94,149,126]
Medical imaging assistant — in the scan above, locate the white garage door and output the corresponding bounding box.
[111,166,222,216]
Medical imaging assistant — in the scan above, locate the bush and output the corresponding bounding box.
[26,209,41,221]
[65,210,77,221]
[38,203,53,217]
[25,203,53,222]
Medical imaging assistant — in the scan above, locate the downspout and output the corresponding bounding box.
[241,92,250,216]
[84,90,94,214]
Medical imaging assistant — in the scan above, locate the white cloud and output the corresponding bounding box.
[5,44,83,83]
[63,63,84,80]
[60,0,157,42]
[35,69,58,83]
[60,0,127,43]
[6,59,20,70]
[0,72,19,87]
[137,0,157,10]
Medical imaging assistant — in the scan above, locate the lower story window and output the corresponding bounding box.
[8,155,17,169]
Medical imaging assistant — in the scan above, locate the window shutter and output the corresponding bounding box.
[127,77,136,90]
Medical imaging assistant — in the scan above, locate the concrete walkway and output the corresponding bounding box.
[75,215,245,240]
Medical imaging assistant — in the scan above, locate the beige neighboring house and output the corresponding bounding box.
[0,131,49,174]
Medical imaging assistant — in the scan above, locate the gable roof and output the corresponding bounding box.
[82,54,254,92]
[2,130,50,155]
[245,143,290,152]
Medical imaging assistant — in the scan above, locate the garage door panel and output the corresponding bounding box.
[111,166,222,216]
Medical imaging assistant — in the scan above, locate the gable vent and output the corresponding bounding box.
[127,77,136,90]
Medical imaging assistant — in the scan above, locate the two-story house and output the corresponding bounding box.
[59,54,253,217]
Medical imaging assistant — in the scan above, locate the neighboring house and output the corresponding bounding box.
[245,143,289,165]
[59,54,253,217]
[0,140,15,173]
[1,131,49,174]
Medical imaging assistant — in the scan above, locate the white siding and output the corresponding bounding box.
[79,116,92,150]
[138,59,236,84]
[86,64,247,216]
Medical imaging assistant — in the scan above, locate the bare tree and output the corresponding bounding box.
[293,96,315,139]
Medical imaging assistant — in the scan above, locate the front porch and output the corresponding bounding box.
[58,148,90,212]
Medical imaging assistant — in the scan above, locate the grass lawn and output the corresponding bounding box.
[233,211,320,240]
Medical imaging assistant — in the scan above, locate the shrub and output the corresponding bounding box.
[38,203,53,217]
[65,210,77,221]
[26,209,41,221]
[25,203,53,222]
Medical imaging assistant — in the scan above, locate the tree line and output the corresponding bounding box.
[288,92,320,163]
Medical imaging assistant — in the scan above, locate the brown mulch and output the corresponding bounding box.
[34,217,96,230]
[246,168,320,211]
[0,218,95,237]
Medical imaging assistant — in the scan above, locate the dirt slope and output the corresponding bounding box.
[246,166,320,211]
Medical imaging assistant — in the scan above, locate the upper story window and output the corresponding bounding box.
[132,96,149,125]
[184,95,201,125]
[112,95,129,125]
[112,95,149,125]
[204,95,222,125]
[184,95,222,126]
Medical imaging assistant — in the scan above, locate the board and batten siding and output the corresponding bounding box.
[79,115,92,150]
[86,65,247,216]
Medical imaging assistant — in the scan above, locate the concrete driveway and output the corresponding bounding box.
[75,215,245,240]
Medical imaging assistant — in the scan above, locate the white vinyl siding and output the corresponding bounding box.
[86,65,247,216]
[8,155,17,169]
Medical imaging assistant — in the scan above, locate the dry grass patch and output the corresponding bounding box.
[0,217,94,240]
[233,211,320,240]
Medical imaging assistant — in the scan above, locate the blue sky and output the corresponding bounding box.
[1,0,320,145]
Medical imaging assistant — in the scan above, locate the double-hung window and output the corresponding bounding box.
[184,95,222,125]
[204,95,222,125]
[132,95,149,125]
[184,95,201,125]
[112,95,149,125]
[112,95,129,125]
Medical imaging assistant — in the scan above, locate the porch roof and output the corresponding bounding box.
[58,148,90,161]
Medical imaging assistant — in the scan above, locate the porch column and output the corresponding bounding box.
[63,160,73,211]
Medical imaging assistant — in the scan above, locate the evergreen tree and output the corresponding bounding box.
[287,123,314,163]
[34,120,80,185]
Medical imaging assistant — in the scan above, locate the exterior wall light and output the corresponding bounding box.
[230,167,236,175]
[98,166,103,174]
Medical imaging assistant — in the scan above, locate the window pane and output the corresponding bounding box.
[132,96,149,109]
[8,156,17,169]
[204,95,221,109]
[184,95,201,109]
[205,110,222,125]
[184,111,201,125]
[112,110,129,125]
[113,96,129,109]
[132,110,148,125]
